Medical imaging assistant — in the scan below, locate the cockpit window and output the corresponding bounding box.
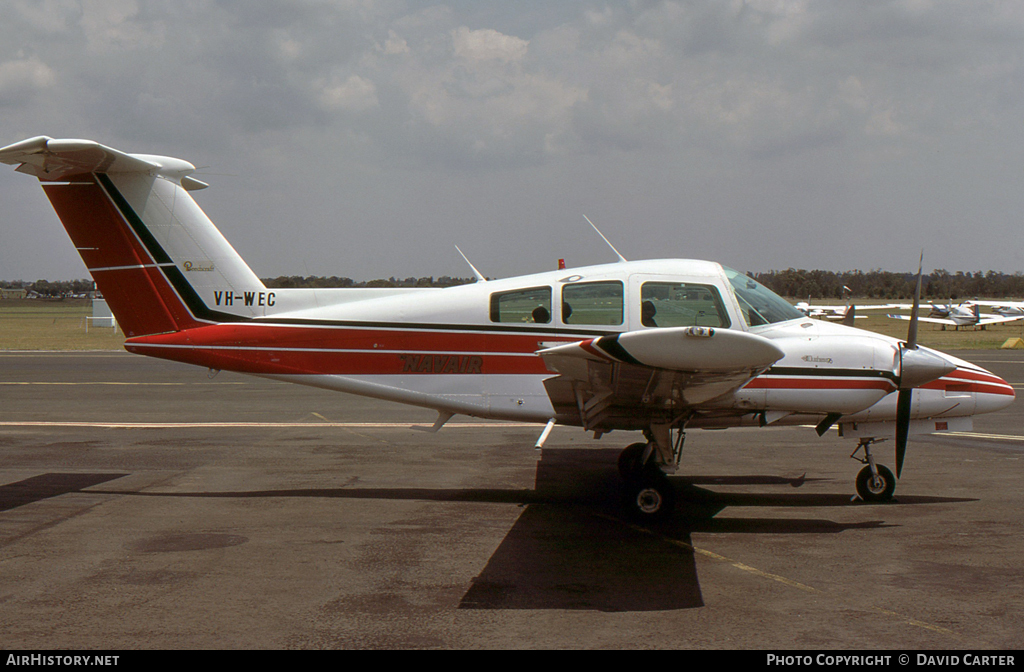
[639,282,730,328]
[490,286,552,324]
[723,266,804,326]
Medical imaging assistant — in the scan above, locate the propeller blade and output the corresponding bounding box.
[895,251,925,480]
[906,250,924,350]
[895,389,912,478]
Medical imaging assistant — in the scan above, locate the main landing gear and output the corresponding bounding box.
[851,437,897,502]
[617,425,685,522]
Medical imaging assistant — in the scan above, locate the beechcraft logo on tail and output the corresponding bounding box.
[182,261,215,272]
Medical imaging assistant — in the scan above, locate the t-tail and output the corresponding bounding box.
[0,136,269,337]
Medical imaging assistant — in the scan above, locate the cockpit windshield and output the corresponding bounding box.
[723,266,805,327]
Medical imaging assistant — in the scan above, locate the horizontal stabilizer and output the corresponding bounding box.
[0,136,206,189]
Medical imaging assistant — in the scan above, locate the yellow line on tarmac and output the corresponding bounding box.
[603,513,960,638]
[944,431,1024,442]
[677,537,958,636]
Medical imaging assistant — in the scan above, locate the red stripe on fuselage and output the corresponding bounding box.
[921,369,1015,396]
[163,322,583,353]
[126,323,583,375]
[743,368,1013,396]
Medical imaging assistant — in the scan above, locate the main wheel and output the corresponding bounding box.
[622,471,676,522]
[618,442,650,479]
[855,464,896,502]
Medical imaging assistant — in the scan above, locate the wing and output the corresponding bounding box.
[888,313,1023,326]
[969,300,1024,309]
[887,314,958,326]
[976,314,1024,326]
[538,326,784,431]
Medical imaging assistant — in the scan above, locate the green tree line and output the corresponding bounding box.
[261,275,474,289]
[6,270,1024,300]
[0,279,95,297]
[751,269,1024,300]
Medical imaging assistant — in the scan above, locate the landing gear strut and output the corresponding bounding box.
[851,437,896,502]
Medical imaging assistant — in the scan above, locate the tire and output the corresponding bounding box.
[618,442,649,479]
[856,464,896,502]
[623,471,676,522]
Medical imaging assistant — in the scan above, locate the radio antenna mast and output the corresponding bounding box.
[582,214,627,263]
[455,245,487,282]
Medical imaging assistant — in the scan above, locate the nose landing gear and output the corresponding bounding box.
[851,437,896,502]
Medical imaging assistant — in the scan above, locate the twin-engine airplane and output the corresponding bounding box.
[793,287,895,323]
[2,136,1015,520]
[794,301,895,325]
[965,300,1024,319]
[888,301,1024,330]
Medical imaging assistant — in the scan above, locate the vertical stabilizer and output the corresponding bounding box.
[1,137,268,337]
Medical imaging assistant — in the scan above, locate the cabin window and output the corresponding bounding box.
[490,286,552,324]
[639,282,731,328]
[561,281,624,326]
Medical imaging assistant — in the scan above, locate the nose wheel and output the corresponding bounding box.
[855,464,896,502]
[851,437,897,502]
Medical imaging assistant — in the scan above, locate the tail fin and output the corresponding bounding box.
[1,137,267,337]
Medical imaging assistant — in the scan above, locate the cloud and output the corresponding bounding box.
[317,74,379,112]
[451,26,528,63]
[0,56,55,105]
[4,1,1024,280]
[80,0,166,52]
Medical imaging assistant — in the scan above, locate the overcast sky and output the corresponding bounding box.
[2,0,1023,282]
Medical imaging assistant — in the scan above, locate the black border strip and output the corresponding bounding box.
[594,334,643,365]
[96,173,245,324]
[766,366,898,385]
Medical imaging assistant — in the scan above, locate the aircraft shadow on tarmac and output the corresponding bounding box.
[2,450,975,613]
[0,473,128,513]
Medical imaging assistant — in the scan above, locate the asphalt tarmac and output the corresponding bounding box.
[1,350,1022,650]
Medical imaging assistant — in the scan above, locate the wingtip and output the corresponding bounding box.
[0,136,52,163]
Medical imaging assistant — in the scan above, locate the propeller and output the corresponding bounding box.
[894,252,956,478]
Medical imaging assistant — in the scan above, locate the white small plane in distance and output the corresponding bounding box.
[793,300,896,324]
[888,302,1024,330]
[966,300,1024,318]
[794,286,896,324]
[1,137,1015,520]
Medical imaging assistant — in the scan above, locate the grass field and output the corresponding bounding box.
[0,299,125,351]
[1,298,1022,351]
[804,299,1024,350]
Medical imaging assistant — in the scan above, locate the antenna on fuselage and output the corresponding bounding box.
[582,214,627,263]
[454,245,487,282]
